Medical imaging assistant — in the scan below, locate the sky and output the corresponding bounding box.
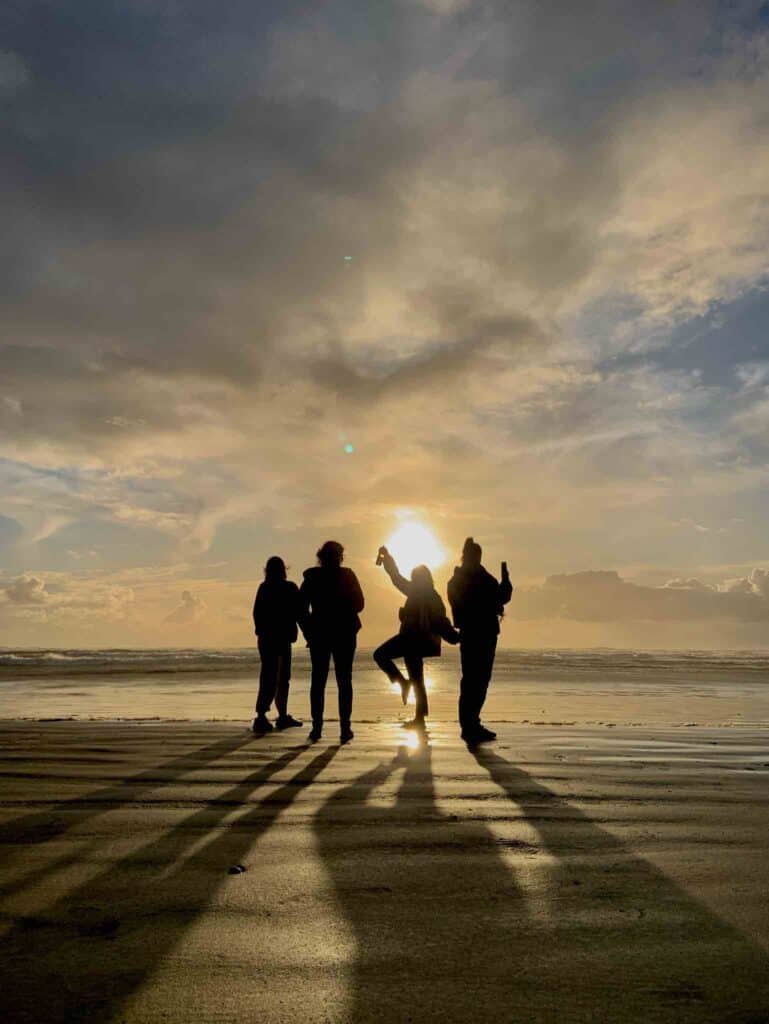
[1,0,769,649]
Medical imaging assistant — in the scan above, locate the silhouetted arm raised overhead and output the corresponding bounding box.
[379,548,410,596]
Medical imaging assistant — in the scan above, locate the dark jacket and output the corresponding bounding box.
[382,553,458,657]
[252,579,301,645]
[298,565,364,643]
[447,565,513,637]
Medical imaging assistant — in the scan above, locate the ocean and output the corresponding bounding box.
[1,647,768,727]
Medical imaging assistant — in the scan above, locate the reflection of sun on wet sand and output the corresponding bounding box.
[1,721,768,1022]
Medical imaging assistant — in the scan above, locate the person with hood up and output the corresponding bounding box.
[373,545,459,730]
[298,540,364,744]
[251,556,304,734]
[447,537,513,744]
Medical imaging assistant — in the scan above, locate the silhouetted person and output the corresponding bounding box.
[447,537,512,743]
[251,556,304,734]
[373,546,458,729]
[299,540,364,744]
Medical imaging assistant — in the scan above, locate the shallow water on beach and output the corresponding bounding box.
[1,647,767,726]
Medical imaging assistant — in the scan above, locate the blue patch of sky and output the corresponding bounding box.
[654,286,769,388]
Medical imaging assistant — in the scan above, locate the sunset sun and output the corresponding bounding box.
[384,521,447,576]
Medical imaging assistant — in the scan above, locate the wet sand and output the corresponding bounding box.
[1,720,768,1022]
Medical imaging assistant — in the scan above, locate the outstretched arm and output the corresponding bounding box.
[379,548,410,597]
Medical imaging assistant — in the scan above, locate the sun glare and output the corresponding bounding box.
[384,521,446,576]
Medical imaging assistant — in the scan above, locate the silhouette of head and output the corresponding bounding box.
[317,540,344,568]
[410,564,434,594]
[264,556,287,582]
[461,537,482,569]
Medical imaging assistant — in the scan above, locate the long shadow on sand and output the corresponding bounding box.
[0,742,337,1024]
[0,731,253,851]
[313,740,533,1023]
[471,747,769,1023]
[314,740,769,1024]
[0,731,255,899]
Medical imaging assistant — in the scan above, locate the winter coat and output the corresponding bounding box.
[298,565,365,643]
[447,565,513,637]
[382,554,458,657]
[252,579,301,645]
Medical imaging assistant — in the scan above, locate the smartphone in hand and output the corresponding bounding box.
[501,560,508,576]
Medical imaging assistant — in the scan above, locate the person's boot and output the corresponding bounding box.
[308,724,322,742]
[340,724,354,744]
[475,725,497,742]
[252,715,272,734]
[276,714,303,730]
[402,717,426,730]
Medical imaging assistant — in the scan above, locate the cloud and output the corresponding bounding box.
[0,3,768,646]
[3,575,48,605]
[662,577,716,592]
[164,590,207,626]
[513,568,769,623]
[0,51,29,95]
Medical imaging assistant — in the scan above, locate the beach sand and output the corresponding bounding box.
[1,720,768,1023]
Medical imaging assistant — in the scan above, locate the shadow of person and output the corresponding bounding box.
[0,731,253,852]
[313,738,535,1022]
[472,747,769,1023]
[0,731,254,899]
[0,744,338,1024]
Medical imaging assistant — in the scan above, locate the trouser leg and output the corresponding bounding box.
[404,651,427,719]
[459,636,497,732]
[274,644,292,718]
[332,638,356,728]
[474,637,497,722]
[373,634,408,682]
[310,645,331,728]
[458,641,476,732]
[256,643,279,715]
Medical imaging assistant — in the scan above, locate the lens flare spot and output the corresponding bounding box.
[344,443,354,454]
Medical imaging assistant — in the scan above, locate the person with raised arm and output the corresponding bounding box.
[447,537,513,744]
[373,546,459,730]
[251,556,304,734]
[298,540,364,744]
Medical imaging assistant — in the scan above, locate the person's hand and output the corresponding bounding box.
[376,545,389,566]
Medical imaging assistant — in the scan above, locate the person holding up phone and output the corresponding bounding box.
[447,538,513,744]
